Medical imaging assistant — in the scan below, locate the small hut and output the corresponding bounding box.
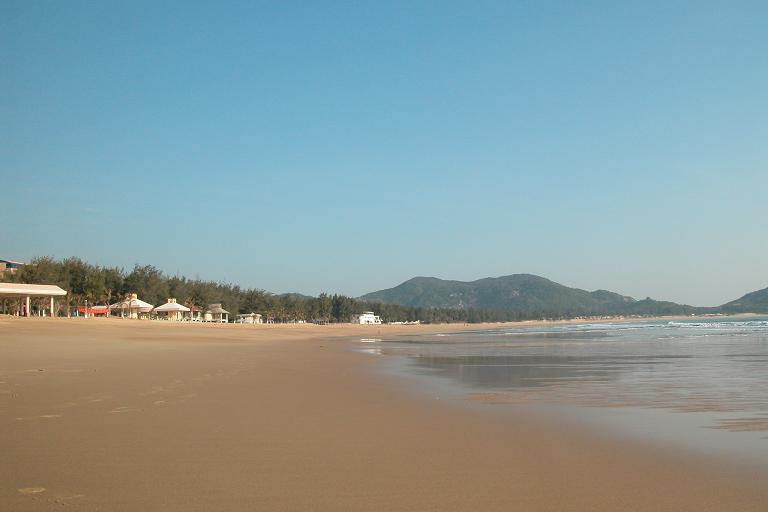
[204,303,229,323]
[236,312,263,324]
[186,305,202,322]
[109,294,154,319]
[153,298,190,321]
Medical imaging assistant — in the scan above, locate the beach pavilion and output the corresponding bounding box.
[186,305,202,322]
[153,298,190,321]
[109,293,154,319]
[204,303,229,323]
[0,283,67,317]
[236,312,263,324]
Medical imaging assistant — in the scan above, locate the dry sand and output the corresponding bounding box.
[1,317,766,511]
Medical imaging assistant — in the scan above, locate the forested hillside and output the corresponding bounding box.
[9,258,757,322]
[362,274,700,318]
[720,286,768,313]
[1,257,516,323]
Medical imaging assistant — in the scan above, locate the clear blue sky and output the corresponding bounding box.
[2,1,766,306]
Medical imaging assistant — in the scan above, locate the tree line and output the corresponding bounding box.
[1,256,536,323]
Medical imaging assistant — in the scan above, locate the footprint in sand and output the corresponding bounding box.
[109,406,140,414]
[140,387,166,396]
[80,393,112,404]
[18,487,46,495]
[51,494,85,504]
[170,393,198,405]
[15,414,62,421]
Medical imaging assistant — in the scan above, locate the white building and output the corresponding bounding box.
[0,259,25,275]
[236,313,263,324]
[355,311,382,325]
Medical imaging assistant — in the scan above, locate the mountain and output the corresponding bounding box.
[361,274,697,318]
[719,286,768,313]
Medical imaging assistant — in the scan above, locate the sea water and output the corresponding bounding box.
[362,316,768,467]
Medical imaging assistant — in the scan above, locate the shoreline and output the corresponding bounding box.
[2,319,767,510]
[0,311,756,340]
[367,342,768,472]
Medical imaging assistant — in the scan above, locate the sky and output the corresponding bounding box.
[2,1,767,306]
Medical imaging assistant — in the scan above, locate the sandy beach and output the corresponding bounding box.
[2,317,767,511]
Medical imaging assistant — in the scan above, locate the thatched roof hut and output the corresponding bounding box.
[204,303,229,323]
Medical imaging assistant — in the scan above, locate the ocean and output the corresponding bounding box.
[360,316,768,467]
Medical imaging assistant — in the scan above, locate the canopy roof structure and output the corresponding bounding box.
[109,297,154,313]
[154,302,191,313]
[0,283,67,297]
[0,283,67,318]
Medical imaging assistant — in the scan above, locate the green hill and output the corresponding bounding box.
[361,274,697,318]
[719,286,768,313]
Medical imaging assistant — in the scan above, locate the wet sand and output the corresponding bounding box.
[1,317,767,511]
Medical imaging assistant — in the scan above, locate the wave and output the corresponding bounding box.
[666,320,768,329]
